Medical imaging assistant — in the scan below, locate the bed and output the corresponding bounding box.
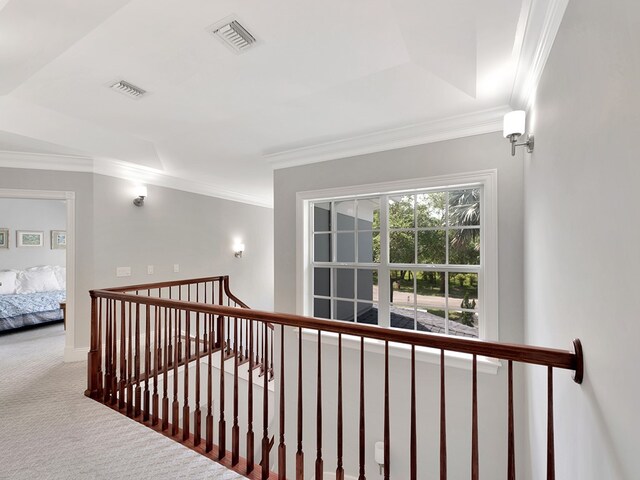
[0,266,66,333]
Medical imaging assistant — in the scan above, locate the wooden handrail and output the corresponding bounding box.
[90,288,582,375]
[102,276,227,293]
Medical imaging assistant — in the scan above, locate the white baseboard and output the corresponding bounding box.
[64,346,89,363]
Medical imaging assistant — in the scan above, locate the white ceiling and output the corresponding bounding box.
[0,0,534,206]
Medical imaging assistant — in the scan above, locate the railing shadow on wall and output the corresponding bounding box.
[86,276,583,480]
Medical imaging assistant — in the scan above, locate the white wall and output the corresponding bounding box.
[524,0,640,479]
[0,198,66,270]
[0,166,274,353]
[274,132,525,479]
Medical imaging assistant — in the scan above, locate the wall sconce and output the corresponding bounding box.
[233,240,245,258]
[503,110,534,156]
[133,185,147,207]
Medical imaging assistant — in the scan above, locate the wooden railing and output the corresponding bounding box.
[86,276,583,480]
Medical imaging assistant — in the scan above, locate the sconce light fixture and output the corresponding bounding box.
[503,110,534,156]
[233,240,245,258]
[133,185,147,207]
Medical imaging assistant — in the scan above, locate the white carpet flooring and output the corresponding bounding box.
[0,324,243,480]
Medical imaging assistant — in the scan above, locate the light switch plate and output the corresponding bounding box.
[147,265,154,275]
[173,264,180,273]
[116,266,131,277]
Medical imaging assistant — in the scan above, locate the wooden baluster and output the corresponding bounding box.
[336,333,344,480]
[218,280,223,348]
[247,319,255,473]
[440,349,447,480]
[471,354,479,480]
[206,313,214,453]
[218,311,226,459]
[127,302,133,417]
[194,312,202,446]
[168,299,173,367]
[119,301,126,410]
[508,360,515,480]
[144,304,151,420]
[279,324,287,479]
[262,322,270,479]
[226,314,231,356]
[232,318,240,465]
[162,307,169,431]
[358,337,365,480]
[547,367,555,480]
[134,303,141,417]
[152,306,160,426]
[183,310,190,440]
[111,300,118,407]
[172,308,180,436]
[410,345,417,480]
[296,327,304,480]
[383,341,390,480]
[177,305,183,364]
[270,327,275,379]
[315,330,323,480]
[97,297,104,398]
[103,299,111,404]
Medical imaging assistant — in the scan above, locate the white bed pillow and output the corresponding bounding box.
[0,271,18,295]
[16,269,61,294]
[52,266,66,290]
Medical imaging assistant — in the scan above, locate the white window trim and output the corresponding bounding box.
[295,170,499,371]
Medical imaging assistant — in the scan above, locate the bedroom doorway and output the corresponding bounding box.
[0,189,76,360]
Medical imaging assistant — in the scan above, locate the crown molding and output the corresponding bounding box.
[0,150,272,208]
[510,0,569,109]
[265,106,511,170]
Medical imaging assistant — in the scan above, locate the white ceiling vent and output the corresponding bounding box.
[209,16,257,54]
[110,80,146,99]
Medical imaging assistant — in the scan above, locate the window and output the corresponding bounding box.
[300,171,498,340]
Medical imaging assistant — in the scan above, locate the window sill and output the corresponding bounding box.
[298,328,501,375]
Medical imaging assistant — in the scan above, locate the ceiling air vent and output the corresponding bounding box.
[209,16,257,54]
[110,80,146,99]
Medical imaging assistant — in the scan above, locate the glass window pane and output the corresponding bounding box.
[416,271,446,308]
[336,232,355,262]
[334,268,355,299]
[334,300,354,321]
[416,307,446,334]
[390,310,415,330]
[314,202,332,232]
[314,233,332,262]
[417,230,446,264]
[313,268,331,297]
[448,229,480,265]
[358,198,380,230]
[314,298,331,319]
[390,270,414,308]
[388,195,415,228]
[357,231,380,263]
[416,192,446,227]
[448,188,480,227]
[356,269,377,301]
[357,302,377,325]
[336,200,356,231]
[448,273,479,311]
[448,310,479,338]
[389,231,415,264]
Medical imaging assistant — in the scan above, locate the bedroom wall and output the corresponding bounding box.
[523,0,640,478]
[0,166,274,357]
[273,132,525,479]
[0,198,66,271]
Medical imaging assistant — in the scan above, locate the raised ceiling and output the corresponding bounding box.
[0,0,558,207]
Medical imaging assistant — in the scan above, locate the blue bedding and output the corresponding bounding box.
[0,290,66,331]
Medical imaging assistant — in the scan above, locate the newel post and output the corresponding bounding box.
[86,291,101,399]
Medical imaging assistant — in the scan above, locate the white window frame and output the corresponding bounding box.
[296,170,499,341]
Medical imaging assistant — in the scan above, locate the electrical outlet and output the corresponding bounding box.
[116,267,131,277]
[173,264,180,273]
[147,265,154,275]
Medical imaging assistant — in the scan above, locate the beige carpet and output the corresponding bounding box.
[0,324,243,480]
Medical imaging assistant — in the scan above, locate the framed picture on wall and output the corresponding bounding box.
[51,230,67,250]
[17,230,44,248]
[0,228,8,248]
